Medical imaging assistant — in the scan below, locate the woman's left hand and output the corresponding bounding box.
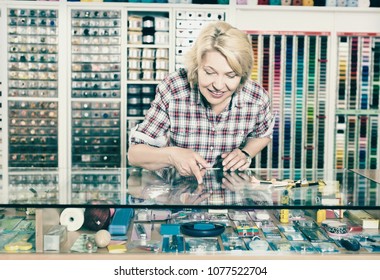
[220,149,251,172]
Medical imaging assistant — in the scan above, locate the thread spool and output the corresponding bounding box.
[83,208,112,231]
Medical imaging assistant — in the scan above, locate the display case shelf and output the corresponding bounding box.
[0,168,379,259]
[0,167,379,208]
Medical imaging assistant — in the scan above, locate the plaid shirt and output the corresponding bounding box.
[130,68,274,166]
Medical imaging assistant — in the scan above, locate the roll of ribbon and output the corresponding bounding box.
[303,0,314,5]
[269,0,281,4]
[59,208,85,232]
[155,17,169,31]
[337,0,347,6]
[314,0,326,5]
[83,208,112,231]
[347,0,358,6]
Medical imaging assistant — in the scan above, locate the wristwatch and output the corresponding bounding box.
[240,149,252,166]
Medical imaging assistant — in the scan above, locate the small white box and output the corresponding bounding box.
[176,11,186,19]
[176,38,195,47]
[175,47,190,56]
[44,225,67,251]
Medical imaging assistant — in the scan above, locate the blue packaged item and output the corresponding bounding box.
[160,224,181,235]
[108,208,134,236]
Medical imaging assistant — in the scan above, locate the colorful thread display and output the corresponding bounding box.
[249,32,329,169]
[251,31,379,170]
[335,33,380,169]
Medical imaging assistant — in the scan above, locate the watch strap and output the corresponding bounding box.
[240,149,251,158]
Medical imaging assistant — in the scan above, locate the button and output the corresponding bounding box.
[210,146,214,150]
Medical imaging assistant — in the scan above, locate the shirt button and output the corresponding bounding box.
[210,146,214,150]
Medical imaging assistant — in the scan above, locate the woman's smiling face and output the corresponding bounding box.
[198,50,241,114]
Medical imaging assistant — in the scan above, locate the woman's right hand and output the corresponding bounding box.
[168,147,210,184]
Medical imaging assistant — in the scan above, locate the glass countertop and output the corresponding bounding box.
[0,168,379,209]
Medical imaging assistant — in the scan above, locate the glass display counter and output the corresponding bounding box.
[0,168,379,259]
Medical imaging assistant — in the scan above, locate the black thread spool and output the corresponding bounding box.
[142,16,155,45]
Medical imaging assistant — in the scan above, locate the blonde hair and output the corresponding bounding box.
[184,21,253,89]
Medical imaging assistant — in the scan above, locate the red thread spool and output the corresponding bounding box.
[83,208,112,231]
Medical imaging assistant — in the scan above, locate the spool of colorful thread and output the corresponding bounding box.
[302,0,314,5]
[281,0,292,5]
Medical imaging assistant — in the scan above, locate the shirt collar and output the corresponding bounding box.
[234,87,244,109]
[190,87,201,105]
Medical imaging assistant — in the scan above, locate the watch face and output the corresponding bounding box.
[240,149,252,164]
[246,155,252,165]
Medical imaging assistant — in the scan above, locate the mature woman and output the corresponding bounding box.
[128,21,274,184]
